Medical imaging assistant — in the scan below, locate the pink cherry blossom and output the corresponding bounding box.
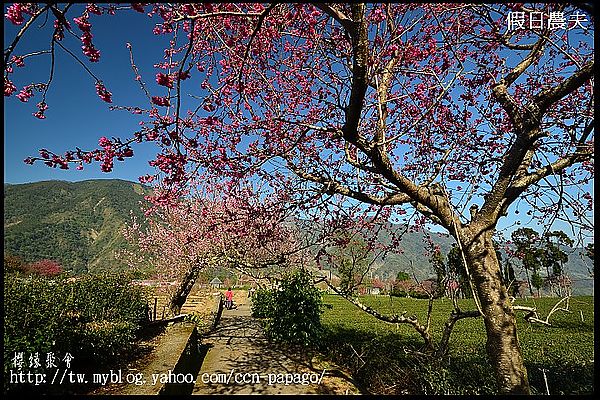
[151,96,170,106]
[95,82,112,102]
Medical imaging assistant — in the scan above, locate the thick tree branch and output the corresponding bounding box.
[530,60,594,116]
[318,4,461,234]
[491,84,524,129]
[323,277,434,350]
[342,3,369,147]
[313,3,354,33]
[285,159,411,205]
[503,35,548,88]
[436,308,482,357]
[480,61,593,227]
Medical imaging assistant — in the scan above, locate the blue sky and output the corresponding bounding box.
[4,5,168,183]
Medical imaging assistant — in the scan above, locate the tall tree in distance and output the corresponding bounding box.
[511,227,543,296]
[540,231,573,296]
[446,245,470,299]
[324,230,373,296]
[584,243,594,277]
[5,3,594,394]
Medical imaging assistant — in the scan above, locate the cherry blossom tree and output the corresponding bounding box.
[122,182,306,314]
[5,3,594,394]
[26,259,63,276]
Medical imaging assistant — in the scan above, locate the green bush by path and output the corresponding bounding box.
[251,288,275,319]
[3,272,149,394]
[319,294,594,395]
[251,269,324,346]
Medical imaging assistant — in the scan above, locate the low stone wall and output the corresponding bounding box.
[210,293,224,332]
[121,322,203,395]
[115,293,224,395]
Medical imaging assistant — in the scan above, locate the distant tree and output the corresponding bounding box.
[531,272,544,298]
[584,243,594,277]
[539,231,573,296]
[502,260,517,298]
[446,245,470,299]
[26,259,63,277]
[396,270,411,282]
[428,244,446,299]
[511,228,543,296]
[541,231,573,276]
[327,230,372,296]
[585,243,594,261]
[3,253,27,274]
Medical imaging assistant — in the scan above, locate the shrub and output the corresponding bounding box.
[390,289,408,297]
[251,288,275,319]
[408,290,431,299]
[4,272,149,394]
[3,253,28,274]
[252,269,324,346]
[26,259,63,276]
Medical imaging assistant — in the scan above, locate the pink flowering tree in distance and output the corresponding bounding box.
[4,3,594,394]
[122,180,308,315]
[26,259,64,277]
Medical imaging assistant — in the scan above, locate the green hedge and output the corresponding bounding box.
[251,288,275,319]
[251,269,324,346]
[4,272,149,393]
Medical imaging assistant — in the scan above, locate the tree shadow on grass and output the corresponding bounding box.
[316,324,504,395]
[316,324,432,395]
[526,361,594,395]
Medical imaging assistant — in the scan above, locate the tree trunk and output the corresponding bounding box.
[463,228,530,394]
[169,264,201,315]
[524,267,534,296]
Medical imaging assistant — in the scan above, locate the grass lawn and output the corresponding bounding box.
[319,294,594,395]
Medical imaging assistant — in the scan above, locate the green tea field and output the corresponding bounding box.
[319,294,594,395]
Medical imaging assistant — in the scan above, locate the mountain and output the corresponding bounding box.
[3,179,150,273]
[367,225,593,295]
[3,179,594,294]
[371,228,454,281]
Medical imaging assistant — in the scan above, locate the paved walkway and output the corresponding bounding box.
[193,297,361,395]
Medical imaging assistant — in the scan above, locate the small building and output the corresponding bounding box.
[210,277,223,289]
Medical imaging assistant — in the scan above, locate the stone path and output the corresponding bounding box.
[193,296,362,395]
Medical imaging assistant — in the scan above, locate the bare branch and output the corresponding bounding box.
[322,276,434,350]
[512,296,571,326]
[4,4,52,65]
[313,3,354,33]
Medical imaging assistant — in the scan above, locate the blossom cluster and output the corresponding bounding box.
[5,3,35,25]
[95,82,112,103]
[73,14,100,62]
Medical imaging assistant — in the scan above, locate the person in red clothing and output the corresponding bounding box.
[225,287,234,309]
